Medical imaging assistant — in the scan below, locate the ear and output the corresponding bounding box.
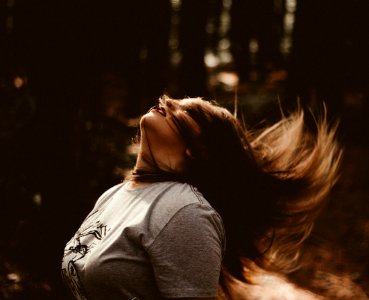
[185,148,194,159]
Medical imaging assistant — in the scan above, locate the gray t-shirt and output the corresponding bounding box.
[61,181,225,300]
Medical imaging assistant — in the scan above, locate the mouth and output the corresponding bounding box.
[150,105,166,116]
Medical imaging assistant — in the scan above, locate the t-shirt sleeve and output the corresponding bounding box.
[147,203,225,299]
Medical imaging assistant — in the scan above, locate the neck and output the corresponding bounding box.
[135,151,157,173]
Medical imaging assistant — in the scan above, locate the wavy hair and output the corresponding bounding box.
[130,95,343,298]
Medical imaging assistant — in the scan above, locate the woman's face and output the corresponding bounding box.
[138,98,200,173]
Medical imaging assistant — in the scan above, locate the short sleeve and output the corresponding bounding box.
[147,203,225,298]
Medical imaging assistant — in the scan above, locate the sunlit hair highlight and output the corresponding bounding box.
[248,107,342,269]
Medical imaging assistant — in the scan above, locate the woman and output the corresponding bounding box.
[61,96,342,299]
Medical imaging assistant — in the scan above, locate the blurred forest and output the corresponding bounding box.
[0,0,368,299]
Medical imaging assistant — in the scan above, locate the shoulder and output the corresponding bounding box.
[94,182,124,208]
[145,181,224,246]
[149,181,213,221]
[156,181,208,205]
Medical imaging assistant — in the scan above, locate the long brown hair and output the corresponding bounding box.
[130,96,342,296]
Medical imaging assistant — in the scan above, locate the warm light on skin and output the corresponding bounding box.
[136,99,200,174]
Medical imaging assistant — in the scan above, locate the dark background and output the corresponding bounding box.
[1,0,368,299]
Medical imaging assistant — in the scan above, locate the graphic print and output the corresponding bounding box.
[61,210,110,300]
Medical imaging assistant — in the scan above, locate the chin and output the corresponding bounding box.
[141,110,165,130]
[140,112,153,127]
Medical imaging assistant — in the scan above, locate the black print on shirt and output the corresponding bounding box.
[61,210,110,300]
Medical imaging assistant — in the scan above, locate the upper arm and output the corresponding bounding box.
[148,203,225,299]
